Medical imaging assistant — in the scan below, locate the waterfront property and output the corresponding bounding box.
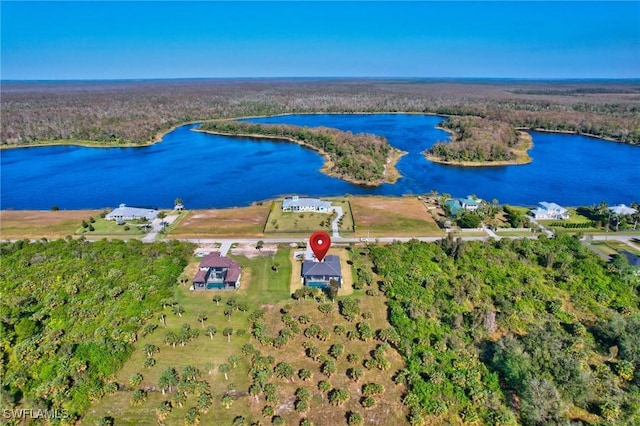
[282,195,332,213]
[609,204,637,216]
[105,204,158,222]
[193,252,241,290]
[530,202,569,220]
[444,196,482,216]
[301,255,342,288]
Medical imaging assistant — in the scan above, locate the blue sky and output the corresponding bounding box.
[1,1,639,80]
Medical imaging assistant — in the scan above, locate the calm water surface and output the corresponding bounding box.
[1,114,638,209]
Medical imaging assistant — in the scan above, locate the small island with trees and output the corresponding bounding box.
[198,120,406,186]
[425,116,533,166]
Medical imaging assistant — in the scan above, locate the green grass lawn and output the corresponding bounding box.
[76,216,147,236]
[265,199,354,234]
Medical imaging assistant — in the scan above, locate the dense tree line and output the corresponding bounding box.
[426,116,521,163]
[2,79,638,146]
[368,235,640,424]
[0,238,193,418]
[199,120,391,185]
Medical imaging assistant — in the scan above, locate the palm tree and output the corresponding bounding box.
[130,389,147,406]
[160,367,179,393]
[184,407,200,426]
[221,394,233,409]
[143,344,159,358]
[205,326,217,340]
[196,312,208,328]
[172,304,185,317]
[197,392,213,414]
[158,313,166,327]
[129,373,143,387]
[228,355,239,368]
[163,331,178,348]
[347,411,364,426]
[274,362,295,381]
[298,368,313,381]
[219,363,231,380]
[328,388,350,406]
[223,327,233,342]
[155,400,172,422]
[347,368,363,383]
[248,383,261,403]
[212,295,222,306]
[171,391,187,408]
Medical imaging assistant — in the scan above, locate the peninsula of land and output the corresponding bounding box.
[424,115,534,166]
[198,120,406,186]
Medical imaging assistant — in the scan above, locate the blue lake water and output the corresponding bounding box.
[1,114,638,209]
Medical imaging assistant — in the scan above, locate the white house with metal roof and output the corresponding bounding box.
[530,202,569,220]
[609,204,637,216]
[282,196,332,213]
[105,204,159,222]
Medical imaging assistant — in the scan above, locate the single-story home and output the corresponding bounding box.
[282,196,332,213]
[444,196,482,216]
[193,252,241,290]
[105,204,159,222]
[530,202,569,220]
[301,255,342,288]
[609,204,637,216]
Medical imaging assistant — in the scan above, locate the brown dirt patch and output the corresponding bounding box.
[231,242,277,258]
[0,210,102,239]
[170,204,270,237]
[349,196,443,237]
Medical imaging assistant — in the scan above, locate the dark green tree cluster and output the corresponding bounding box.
[199,121,391,184]
[0,238,193,417]
[369,236,640,424]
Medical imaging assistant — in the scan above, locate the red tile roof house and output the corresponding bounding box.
[193,252,241,290]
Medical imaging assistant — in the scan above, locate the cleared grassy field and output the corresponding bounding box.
[85,247,407,425]
[75,216,147,237]
[264,198,355,234]
[350,196,443,237]
[0,210,102,239]
[169,204,271,238]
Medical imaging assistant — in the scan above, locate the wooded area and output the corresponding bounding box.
[199,120,391,185]
[2,79,639,146]
[368,235,640,424]
[426,116,526,163]
[0,238,194,420]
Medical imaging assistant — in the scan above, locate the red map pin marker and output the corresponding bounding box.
[309,231,331,262]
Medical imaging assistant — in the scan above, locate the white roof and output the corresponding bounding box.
[609,204,637,215]
[283,197,331,210]
[106,204,158,220]
[539,202,567,212]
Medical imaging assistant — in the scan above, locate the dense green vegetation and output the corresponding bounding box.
[369,235,640,424]
[426,116,525,163]
[0,238,194,419]
[199,120,392,185]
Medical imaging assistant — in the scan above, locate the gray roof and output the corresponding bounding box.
[283,197,331,210]
[302,255,341,277]
[609,204,637,216]
[105,204,158,221]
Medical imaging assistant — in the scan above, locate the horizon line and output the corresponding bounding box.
[3,76,640,83]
